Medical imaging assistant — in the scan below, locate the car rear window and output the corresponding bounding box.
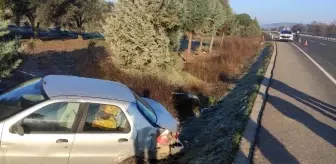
[133,92,157,124]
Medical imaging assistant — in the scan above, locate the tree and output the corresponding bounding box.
[0,7,21,78]
[327,21,336,35]
[219,4,232,47]
[222,0,229,5]
[65,0,106,33]
[103,0,181,71]
[194,0,211,53]
[217,7,237,37]
[167,27,183,52]
[244,18,261,36]
[9,0,41,38]
[235,13,252,27]
[149,0,184,52]
[235,13,261,37]
[229,19,243,36]
[181,0,209,60]
[292,24,304,33]
[316,23,328,36]
[36,0,69,29]
[208,0,227,54]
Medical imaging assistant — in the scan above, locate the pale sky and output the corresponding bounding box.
[106,0,336,25]
[230,0,335,24]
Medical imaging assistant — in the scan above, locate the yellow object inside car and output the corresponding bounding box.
[92,105,120,130]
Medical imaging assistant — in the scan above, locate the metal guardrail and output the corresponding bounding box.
[299,34,336,42]
[264,31,336,42]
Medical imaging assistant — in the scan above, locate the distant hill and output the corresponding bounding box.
[262,23,299,29]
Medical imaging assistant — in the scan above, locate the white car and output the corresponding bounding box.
[0,75,183,164]
[279,30,294,41]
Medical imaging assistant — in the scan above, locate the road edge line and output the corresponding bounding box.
[234,42,277,164]
[16,70,36,77]
[291,43,336,85]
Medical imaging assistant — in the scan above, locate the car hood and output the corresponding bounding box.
[280,34,293,36]
[142,98,178,133]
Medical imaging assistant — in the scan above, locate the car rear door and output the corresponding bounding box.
[0,100,85,164]
[69,100,136,164]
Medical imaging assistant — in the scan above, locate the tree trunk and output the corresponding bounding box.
[186,32,193,61]
[199,35,203,53]
[220,32,225,47]
[27,16,37,39]
[75,17,83,34]
[209,27,216,54]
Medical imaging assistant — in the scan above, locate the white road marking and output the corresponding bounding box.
[310,40,315,43]
[17,70,36,77]
[320,43,327,46]
[292,43,336,85]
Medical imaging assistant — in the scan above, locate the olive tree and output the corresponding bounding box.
[65,0,106,33]
[9,0,41,38]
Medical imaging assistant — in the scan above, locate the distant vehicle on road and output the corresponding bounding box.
[280,30,294,41]
[0,75,183,164]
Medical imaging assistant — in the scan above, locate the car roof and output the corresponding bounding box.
[42,75,136,102]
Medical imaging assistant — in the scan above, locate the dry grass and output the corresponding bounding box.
[184,36,262,97]
[21,38,92,54]
[20,36,263,120]
[185,37,262,83]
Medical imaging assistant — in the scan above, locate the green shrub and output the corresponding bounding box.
[167,27,183,52]
[103,0,182,71]
[0,10,21,78]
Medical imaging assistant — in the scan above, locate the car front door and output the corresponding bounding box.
[0,100,84,164]
[69,101,136,164]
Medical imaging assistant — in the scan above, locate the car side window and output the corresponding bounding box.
[83,103,130,133]
[21,102,80,133]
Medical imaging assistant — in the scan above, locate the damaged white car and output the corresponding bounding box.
[0,75,183,164]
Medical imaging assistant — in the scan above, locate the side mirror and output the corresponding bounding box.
[11,124,25,136]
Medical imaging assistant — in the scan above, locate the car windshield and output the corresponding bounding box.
[133,92,157,124]
[281,30,292,34]
[0,78,48,121]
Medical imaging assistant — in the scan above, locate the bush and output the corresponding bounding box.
[0,11,21,78]
[103,0,183,71]
[167,27,183,51]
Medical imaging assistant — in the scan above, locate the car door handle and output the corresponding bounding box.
[56,139,68,143]
[118,138,128,142]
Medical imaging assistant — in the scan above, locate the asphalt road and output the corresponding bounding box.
[253,41,336,164]
[293,35,336,80]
